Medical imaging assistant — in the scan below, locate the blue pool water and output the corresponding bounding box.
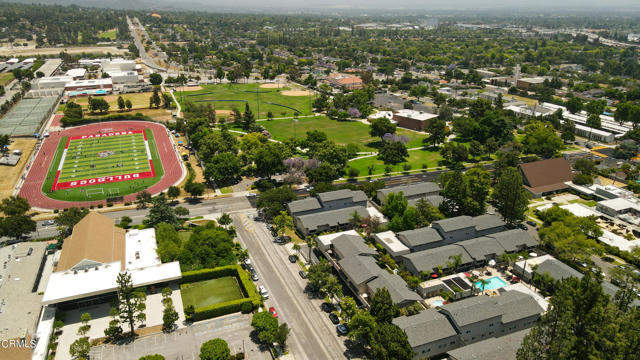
[433,300,444,307]
[474,276,507,291]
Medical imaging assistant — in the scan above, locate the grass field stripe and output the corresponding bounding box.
[52,137,72,191]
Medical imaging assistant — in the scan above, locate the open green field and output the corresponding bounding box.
[99,29,117,40]
[59,92,163,112]
[348,148,443,176]
[0,72,14,86]
[42,128,164,201]
[258,116,424,152]
[180,277,245,309]
[178,83,314,118]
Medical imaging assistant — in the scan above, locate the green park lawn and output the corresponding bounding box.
[180,277,245,309]
[348,148,444,176]
[41,128,164,201]
[0,72,14,86]
[99,29,117,40]
[258,116,424,152]
[178,83,315,118]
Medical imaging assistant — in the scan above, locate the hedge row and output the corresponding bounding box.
[182,265,262,321]
[60,113,152,127]
[180,265,238,283]
[192,298,253,321]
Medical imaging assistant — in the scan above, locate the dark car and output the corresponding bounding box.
[337,324,348,336]
[329,313,340,324]
[321,302,333,313]
[299,270,308,279]
[288,255,298,263]
[519,223,528,230]
[526,220,537,227]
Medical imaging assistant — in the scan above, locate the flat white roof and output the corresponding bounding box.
[65,68,87,77]
[66,78,112,86]
[394,109,439,121]
[537,202,600,218]
[41,261,181,305]
[317,230,360,250]
[107,71,138,76]
[598,198,640,212]
[125,228,161,270]
[38,76,73,83]
[599,230,640,252]
[374,231,410,254]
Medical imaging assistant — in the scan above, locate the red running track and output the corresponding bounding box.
[19,121,184,210]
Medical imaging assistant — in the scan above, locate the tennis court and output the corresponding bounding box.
[0,96,58,136]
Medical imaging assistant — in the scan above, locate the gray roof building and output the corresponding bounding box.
[446,329,531,360]
[377,182,441,204]
[295,206,367,235]
[488,229,538,252]
[393,309,458,348]
[440,290,544,328]
[473,214,507,232]
[333,234,378,258]
[458,237,506,261]
[401,244,474,274]
[317,189,367,203]
[534,258,583,280]
[368,270,422,305]
[397,227,444,250]
[338,256,381,286]
[287,197,321,215]
[433,216,474,233]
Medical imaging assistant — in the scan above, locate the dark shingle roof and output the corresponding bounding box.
[472,214,506,231]
[460,236,506,259]
[378,182,440,199]
[397,227,443,248]
[296,206,367,232]
[393,309,458,347]
[317,189,367,203]
[367,270,421,304]
[441,290,544,327]
[401,244,473,273]
[446,329,530,360]
[338,256,381,286]
[287,197,321,214]
[433,216,474,233]
[332,234,377,258]
[488,229,538,252]
[534,258,583,280]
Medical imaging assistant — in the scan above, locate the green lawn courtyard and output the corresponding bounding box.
[179,83,316,119]
[348,147,444,176]
[180,276,245,309]
[258,116,424,152]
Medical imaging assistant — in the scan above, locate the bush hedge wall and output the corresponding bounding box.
[60,113,152,127]
[181,265,262,321]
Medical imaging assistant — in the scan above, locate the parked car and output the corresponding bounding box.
[259,285,269,299]
[519,223,528,230]
[251,271,259,281]
[329,313,340,324]
[337,324,348,336]
[244,258,252,266]
[275,236,283,244]
[246,264,254,272]
[42,220,55,226]
[247,193,257,198]
[321,302,333,313]
[269,307,278,318]
[299,270,308,279]
[526,220,537,227]
[288,255,298,263]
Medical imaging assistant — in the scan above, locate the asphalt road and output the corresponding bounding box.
[232,213,351,360]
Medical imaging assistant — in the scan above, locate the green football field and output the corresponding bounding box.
[42,128,164,202]
[177,83,315,119]
[180,277,245,309]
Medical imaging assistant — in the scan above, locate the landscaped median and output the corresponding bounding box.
[180,265,262,321]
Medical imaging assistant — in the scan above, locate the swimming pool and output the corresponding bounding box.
[474,276,507,291]
[432,299,444,307]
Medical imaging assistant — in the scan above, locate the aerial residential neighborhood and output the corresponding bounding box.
[0,1,640,360]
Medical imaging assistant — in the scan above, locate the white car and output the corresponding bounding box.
[258,285,269,299]
[42,220,55,226]
[244,258,251,266]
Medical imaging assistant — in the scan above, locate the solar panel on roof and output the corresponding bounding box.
[452,277,471,290]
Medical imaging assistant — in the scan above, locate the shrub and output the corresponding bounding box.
[106,202,113,207]
[97,204,103,208]
[60,112,151,127]
[192,298,253,321]
[124,202,131,206]
[240,301,253,313]
[53,209,59,213]
[90,205,94,209]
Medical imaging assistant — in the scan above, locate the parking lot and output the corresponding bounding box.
[91,313,270,360]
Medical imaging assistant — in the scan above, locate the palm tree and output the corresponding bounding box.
[349,210,361,228]
[305,236,317,261]
[447,254,463,273]
[292,244,301,258]
[479,278,490,295]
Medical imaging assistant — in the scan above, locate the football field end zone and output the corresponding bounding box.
[51,130,155,191]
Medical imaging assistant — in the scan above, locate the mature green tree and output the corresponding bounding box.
[156,223,181,262]
[199,338,230,360]
[63,101,83,118]
[613,141,639,160]
[0,195,30,215]
[254,143,286,179]
[424,117,449,148]
[256,186,296,219]
[307,260,332,292]
[586,114,601,130]
[378,141,408,165]
[54,207,89,236]
[272,211,294,237]
[574,158,596,175]
[125,99,133,111]
[151,89,162,109]
[136,191,152,209]
[565,96,583,114]
[522,122,564,158]
[162,298,179,332]
[1,214,36,240]
[370,323,414,360]
[146,193,178,227]
[369,117,396,138]
[117,95,126,111]
[440,142,468,165]
[184,180,205,198]
[585,99,606,117]
[340,296,358,323]
[439,168,491,217]
[415,198,445,226]
[116,271,146,338]
[370,288,399,323]
[242,103,255,131]
[149,73,163,86]
[322,274,343,299]
[104,307,123,341]
[560,120,576,142]
[138,355,165,360]
[217,213,232,228]
[69,337,91,359]
[492,167,530,227]
[251,311,279,344]
[205,152,241,185]
[381,192,408,219]
[167,186,181,201]
[348,310,377,344]
[275,323,290,351]
[468,140,484,159]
